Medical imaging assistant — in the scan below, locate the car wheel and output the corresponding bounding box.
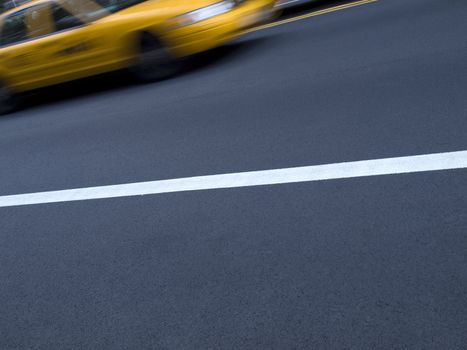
[0,84,16,115]
[131,33,179,82]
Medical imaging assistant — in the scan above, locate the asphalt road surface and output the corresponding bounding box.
[1,0,467,348]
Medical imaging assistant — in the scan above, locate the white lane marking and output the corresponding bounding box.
[1,150,467,208]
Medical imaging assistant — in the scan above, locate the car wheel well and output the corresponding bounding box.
[137,31,164,51]
[129,30,179,82]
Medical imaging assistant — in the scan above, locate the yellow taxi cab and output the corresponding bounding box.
[0,0,275,112]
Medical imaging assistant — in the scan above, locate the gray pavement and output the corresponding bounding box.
[1,0,467,348]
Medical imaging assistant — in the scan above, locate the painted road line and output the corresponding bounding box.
[1,150,467,208]
[244,0,378,34]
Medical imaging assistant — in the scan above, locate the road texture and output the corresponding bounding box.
[1,0,467,348]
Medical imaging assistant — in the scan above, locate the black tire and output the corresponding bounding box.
[131,33,179,82]
[0,84,16,115]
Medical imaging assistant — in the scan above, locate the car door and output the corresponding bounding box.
[23,3,60,88]
[42,1,115,82]
[0,2,96,91]
[0,7,49,91]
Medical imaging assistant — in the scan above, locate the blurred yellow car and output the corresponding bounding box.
[0,0,275,112]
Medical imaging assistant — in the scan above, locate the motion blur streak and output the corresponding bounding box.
[244,0,378,34]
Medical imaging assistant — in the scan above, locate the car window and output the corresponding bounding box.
[0,9,28,47]
[28,5,54,38]
[51,3,83,31]
[60,0,110,22]
[1,0,31,13]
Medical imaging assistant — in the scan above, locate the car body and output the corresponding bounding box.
[0,0,274,99]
